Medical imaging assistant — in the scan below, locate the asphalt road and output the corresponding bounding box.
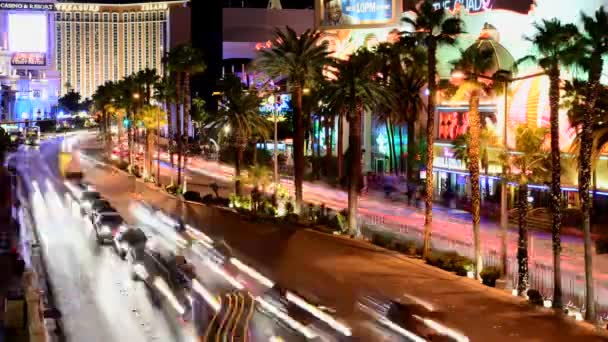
[13,139,195,342]
[17,135,317,341]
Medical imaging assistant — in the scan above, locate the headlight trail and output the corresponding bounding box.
[255,297,317,340]
[286,291,352,337]
[229,257,274,288]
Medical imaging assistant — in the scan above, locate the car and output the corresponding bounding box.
[90,206,118,223]
[92,212,125,244]
[113,225,148,259]
[78,190,101,210]
[131,238,195,317]
[358,294,467,342]
[81,198,112,217]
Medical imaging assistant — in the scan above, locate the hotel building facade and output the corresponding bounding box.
[55,0,190,98]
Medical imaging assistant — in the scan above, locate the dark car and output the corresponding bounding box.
[358,294,467,342]
[79,190,101,207]
[92,213,124,244]
[113,225,148,259]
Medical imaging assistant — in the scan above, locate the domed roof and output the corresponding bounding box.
[464,37,516,75]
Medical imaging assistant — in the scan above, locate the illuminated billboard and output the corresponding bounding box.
[9,13,47,53]
[11,53,46,66]
[317,0,401,29]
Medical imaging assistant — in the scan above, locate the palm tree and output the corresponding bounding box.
[450,46,498,278]
[505,126,550,295]
[575,7,608,321]
[154,75,177,166]
[254,27,331,213]
[114,75,139,165]
[166,44,207,187]
[402,0,464,258]
[135,68,160,105]
[325,48,389,235]
[452,129,499,197]
[139,105,167,180]
[92,81,117,157]
[208,75,270,195]
[526,19,579,309]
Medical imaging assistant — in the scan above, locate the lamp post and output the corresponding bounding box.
[268,94,279,185]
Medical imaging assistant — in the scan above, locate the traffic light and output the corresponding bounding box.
[123,117,130,128]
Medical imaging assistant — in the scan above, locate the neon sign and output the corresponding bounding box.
[405,0,535,15]
[0,2,54,10]
[11,53,46,66]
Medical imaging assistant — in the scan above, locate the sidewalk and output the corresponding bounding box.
[80,148,608,341]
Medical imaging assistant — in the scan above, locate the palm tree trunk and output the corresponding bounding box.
[127,109,133,166]
[235,143,244,196]
[176,72,183,187]
[423,42,438,259]
[484,158,490,200]
[407,120,416,183]
[385,120,394,173]
[104,110,111,158]
[146,129,153,178]
[399,125,405,175]
[293,86,305,213]
[325,117,332,175]
[165,99,174,167]
[184,71,192,139]
[468,91,483,279]
[517,182,529,295]
[548,69,563,309]
[580,56,602,321]
[337,112,344,181]
[316,118,321,179]
[348,106,363,235]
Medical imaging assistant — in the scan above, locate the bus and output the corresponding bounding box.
[25,126,40,146]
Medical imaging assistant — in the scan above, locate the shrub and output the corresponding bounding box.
[390,240,417,256]
[183,191,202,202]
[202,194,214,204]
[596,236,608,255]
[527,289,543,305]
[480,266,501,287]
[260,199,278,217]
[425,251,473,275]
[165,184,178,195]
[285,200,295,215]
[371,233,392,248]
[283,213,299,224]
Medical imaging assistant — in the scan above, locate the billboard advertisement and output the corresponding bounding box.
[11,53,46,66]
[9,13,48,53]
[317,0,401,29]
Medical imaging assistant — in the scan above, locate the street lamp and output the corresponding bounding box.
[268,94,279,185]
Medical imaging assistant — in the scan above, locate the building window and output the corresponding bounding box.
[56,24,62,76]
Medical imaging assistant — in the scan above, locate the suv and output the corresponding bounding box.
[92,213,124,244]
